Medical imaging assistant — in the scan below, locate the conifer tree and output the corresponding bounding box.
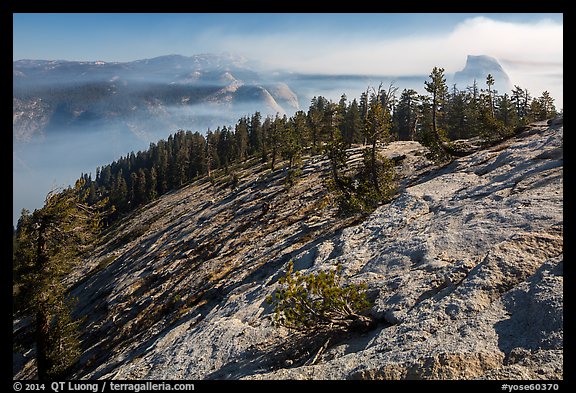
[137,168,147,205]
[364,84,395,194]
[444,85,467,140]
[529,91,557,121]
[283,116,302,169]
[486,73,496,118]
[344,98,363,145]
[248,111,263,156]
[495,93,518,128]
[269,114,286,171]
[292,110,310,151]
[14,180,107,379]
[147,166,158,201]
[422,67,451,161]
[235,117,250,161]
[464,80,482,138]
[511,85,531,122]
[325,101,349,193]
[393,89,420,141]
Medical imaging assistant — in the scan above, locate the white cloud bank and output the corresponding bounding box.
[210,16,563,109]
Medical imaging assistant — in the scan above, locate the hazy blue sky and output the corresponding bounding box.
[14,13,562,63]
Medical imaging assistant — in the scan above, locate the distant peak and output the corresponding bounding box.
[453,54,511,91]
[462,55,505,72]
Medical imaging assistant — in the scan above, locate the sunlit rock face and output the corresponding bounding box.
[16,119,562,380]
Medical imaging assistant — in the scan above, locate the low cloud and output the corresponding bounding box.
[211,16,561,75]
[206,16,562,107]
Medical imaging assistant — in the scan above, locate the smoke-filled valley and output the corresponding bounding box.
[13,52,527,225]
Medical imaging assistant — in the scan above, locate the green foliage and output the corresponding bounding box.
[266,261,373,333]
[359,149,396,202]
[39,296,83,380]
[477,99,513,144]
[322,84,398,216]
[418,125,451,163]
[340,151,396,215]
[13,179,108,379]
[393,89,420,140]
[528,91,557,122]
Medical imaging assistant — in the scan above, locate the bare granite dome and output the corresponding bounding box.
[453,55,512,94]
[14,118,563,380]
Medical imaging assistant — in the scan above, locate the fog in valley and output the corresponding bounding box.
[12,65,553,226]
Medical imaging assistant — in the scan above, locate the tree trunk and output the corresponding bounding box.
[35,220,50,380]
[36,308,50,380]
[370,138,380,193]
[432,91,437,138]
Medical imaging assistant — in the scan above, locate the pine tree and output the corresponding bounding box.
[267,261,373,333]
[292,110,310,152]
[325,101,349,192]
[364,84,395,194]
[155,140,169,195]
[511,85,531,123]
[235,117,250,161]
[217,127,233,174]
[486,74,496,118]
[359,89,369,145]
[283,116,302,169]
[14,180,106,379]
[129,171,138,206]
[147,166,158,201]
[336,94,348,140]
[444,85,467,140]
[393,89,420,141]
[464,80,482,138]
[477,92,505,142]
[86,181,98,205]
[424,67,448,140]
[530,91,557,121]
[344,98,363,145]
[206,130,220,177]
[137,168,147,205]
[111,170,128,213]
[308,96,326,154]
[495,93,518,128]
[269,114,286,171]
[423,67,451,161]
[260,117,272,164]
[248,111,262,156]
[190,132,207,179]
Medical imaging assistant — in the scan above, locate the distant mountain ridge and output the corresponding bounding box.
[13,53,516,144]
[13,54,300,142]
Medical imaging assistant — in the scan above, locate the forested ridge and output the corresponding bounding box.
[13,67,559,379]
[66,70,556,224]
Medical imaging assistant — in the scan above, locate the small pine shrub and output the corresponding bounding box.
[328,151,396,216]
[266,261,373,333]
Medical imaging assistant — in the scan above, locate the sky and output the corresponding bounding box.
[14,13,563,107]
